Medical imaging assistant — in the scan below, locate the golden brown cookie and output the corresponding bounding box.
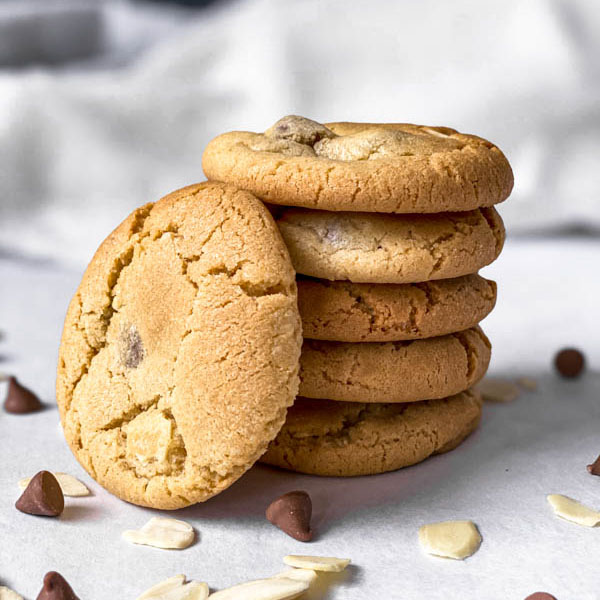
[56,182,302,509]
[276,207,504,283]
[202,116,513,213]
[299,327,490,403]
[298,274,496,342]
[261,389,482,476]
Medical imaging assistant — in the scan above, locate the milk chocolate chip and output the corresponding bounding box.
[554,348,585,378]
[36,572,80,600]
[587,455,600,476]
[16,471,64,517]
[3,376,43,414]
[524,593,557,600]
[266,490,313,542]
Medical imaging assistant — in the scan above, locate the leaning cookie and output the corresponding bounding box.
[202,116,513,213]
[276,207,504,284]
[298,274,496,342]
[299,327,490,403]
[56,182,302,509]
[261,390,482,476]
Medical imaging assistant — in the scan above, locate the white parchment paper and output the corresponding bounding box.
[1,236,599,599]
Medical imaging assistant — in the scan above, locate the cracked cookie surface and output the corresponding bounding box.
[299,326,490,403]
[275,206,504,283]
[261,389,482,476]
[56,182,302,509]
[298,274,496,342]
[202,117,513,213]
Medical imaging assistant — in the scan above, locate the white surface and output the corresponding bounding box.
[2,0,600,265]
[1,235,599,599]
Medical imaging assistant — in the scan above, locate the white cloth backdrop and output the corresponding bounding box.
[1,0,599,266]
[1,4,600,598]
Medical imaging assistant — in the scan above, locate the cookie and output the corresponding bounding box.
[298,274,496,342]
[299,327,490,403]
[202,116,513,213]
[261,389,482,476]
[276,207,504,283]
[56,182,302,509]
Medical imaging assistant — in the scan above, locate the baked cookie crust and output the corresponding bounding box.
[299,327,490,403]
[276,206,504,284]
[298,274,496,342]
[261,389,482,476]
[202,116,513,213]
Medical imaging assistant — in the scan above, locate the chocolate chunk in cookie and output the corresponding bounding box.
[119,324,145,369]
[265,115,336,145]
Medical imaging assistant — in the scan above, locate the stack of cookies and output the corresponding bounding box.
[203,116,513,477]
[54,117,512,510]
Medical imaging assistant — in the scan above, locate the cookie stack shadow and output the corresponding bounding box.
[203,116,513,477]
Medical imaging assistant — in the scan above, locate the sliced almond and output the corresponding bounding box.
[18,472,90,497]
[477,378,520,403]
[547,494,600,527]
[282,555,350,573]
[421,126,453,138]
[0,587,24,600]
[123,517,195,549]
[208,577,308,599]
[418,520,481,560]
[137,575,209,600]
[517,377,538,391]
[272,569,317,584]
[138,575,186,598]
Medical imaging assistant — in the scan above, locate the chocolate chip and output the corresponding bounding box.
[588,455,600,476]
[3,376,43,414]
[36,572,80,600]
[524,593,557,600]
[119,325,144,369]
[266,490,313,542]
[16,471,64,517]
[554,348,585,378]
